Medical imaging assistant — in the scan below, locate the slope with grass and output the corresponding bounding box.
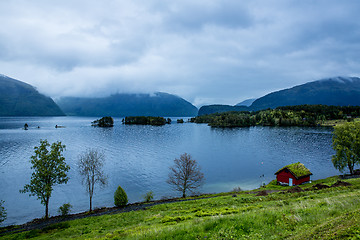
[2,176,360,239]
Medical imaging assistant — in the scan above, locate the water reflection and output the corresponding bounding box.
[0,117,338,225]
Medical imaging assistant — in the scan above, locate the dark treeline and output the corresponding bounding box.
[123,116,171,126]
[191,105,360,128]
[91,116,114,127]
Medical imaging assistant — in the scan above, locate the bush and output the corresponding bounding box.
[58,203,72,217]
[143,191,154,202]
[114,186,128,207]
[0,200,6,224]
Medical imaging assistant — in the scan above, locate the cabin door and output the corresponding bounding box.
[289,178,293,186]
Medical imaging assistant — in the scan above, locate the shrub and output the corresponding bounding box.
[143,191,154,202]
[114,186,128,207]
[0,200,6,224]
[58,203,72,217]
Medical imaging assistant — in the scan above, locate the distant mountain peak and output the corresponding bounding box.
[249,76,360,110]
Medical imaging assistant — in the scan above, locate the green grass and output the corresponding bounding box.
[2,176,360,239]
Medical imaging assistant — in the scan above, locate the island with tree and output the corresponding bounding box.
[91,117,114,127]
[123,116,169,126]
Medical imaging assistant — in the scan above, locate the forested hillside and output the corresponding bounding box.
[57,92,198,117]
[0,75,64,116]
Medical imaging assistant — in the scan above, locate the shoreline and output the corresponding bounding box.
[2,174,358,236]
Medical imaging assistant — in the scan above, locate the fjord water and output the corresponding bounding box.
[0,117,338,225]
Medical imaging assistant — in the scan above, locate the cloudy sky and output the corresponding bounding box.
[1,1,359,106]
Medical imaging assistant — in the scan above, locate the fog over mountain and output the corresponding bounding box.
[56,92,198,117]
[0,74,64,116]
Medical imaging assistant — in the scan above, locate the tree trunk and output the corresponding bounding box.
[90,195,92,212]
[349,162,354,175]
[182,189,186,198]
[45,198,49,219]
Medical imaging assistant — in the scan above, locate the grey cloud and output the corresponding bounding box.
[161,1,253,32]
[0,0,360,106]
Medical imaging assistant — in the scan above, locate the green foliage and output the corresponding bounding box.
[3,176,360,239]
[194,105,360,128]
[114,186,128,207]
[58,203,72,217]
[161,215,192,223]
[0,200,6,224]
[276,162,312,177]
[91,116,114,127]
[42,222,70,232]
[124,116,167,126]
[143,191,154,202]
[20,140,70,219]
[332,121,360,174]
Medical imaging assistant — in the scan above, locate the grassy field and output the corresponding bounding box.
[2,176,360,239]
[320,117,360,127]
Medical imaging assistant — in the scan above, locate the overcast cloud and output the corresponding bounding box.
[1,0,360,106]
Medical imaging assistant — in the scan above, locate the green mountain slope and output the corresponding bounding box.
[250,76,360,110]
[0,75,65,116]
[56,92,198,117]
[198,76,360,116]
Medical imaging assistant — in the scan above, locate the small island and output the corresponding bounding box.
[91,116,114,127]
[123,116,169,126]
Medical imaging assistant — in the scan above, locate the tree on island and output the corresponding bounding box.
[20,140,70,219]
[332,121,360,175]
[78,149,108,212]
[167,153,204,198]
[92,116,114,127]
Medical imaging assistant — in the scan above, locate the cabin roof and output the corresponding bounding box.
[275,162,312,178]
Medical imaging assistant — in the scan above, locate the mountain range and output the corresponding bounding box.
[56,92,198,117]
[198,76,360,115]
[0,75,64,116]
[2,74,360,117]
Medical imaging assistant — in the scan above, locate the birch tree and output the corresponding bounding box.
[78,149,107,212]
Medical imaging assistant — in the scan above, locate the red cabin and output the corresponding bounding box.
[275,162,312,186]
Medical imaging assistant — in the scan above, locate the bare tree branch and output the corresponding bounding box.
[78,149,108,212]
[167,153,204,198]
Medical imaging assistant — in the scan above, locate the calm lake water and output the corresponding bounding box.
[0,116,339,225]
